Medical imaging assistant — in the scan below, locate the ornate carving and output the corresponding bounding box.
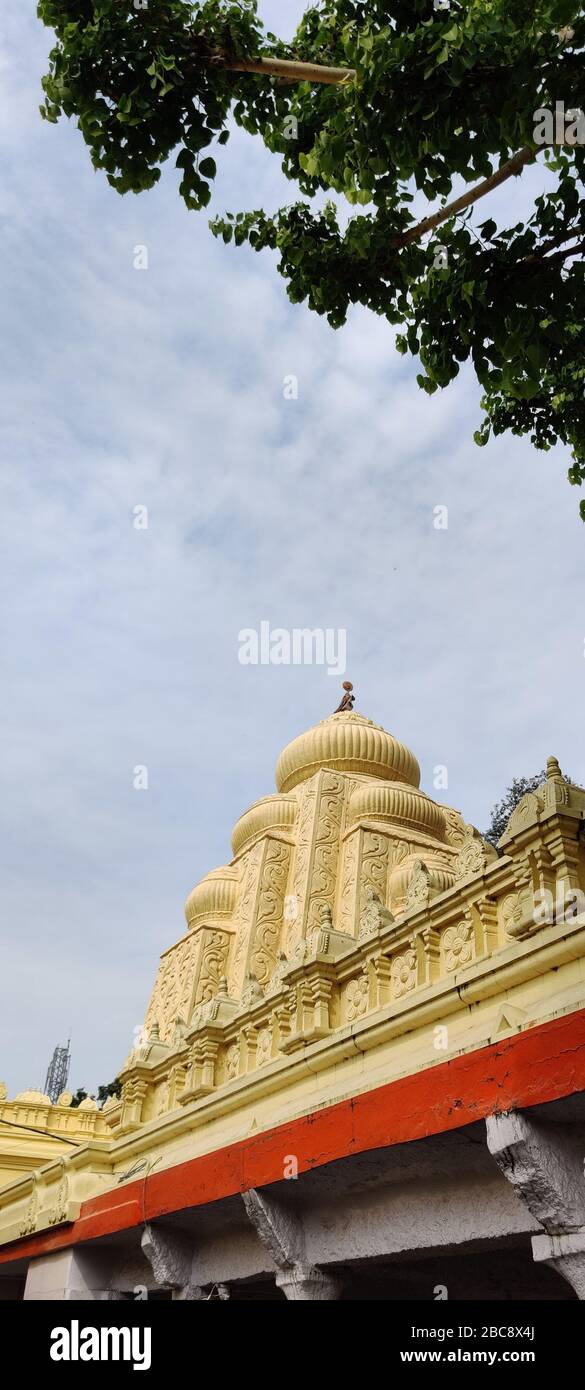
[20,1175,38,1237]
[225,1042,240,1082]
[344,972,369,1023]
[144,933,199,1044]
[338,827,360,937]
[505,791,543,838]
[442,920,474,972]
[359,886,394,939]
[195,930,230,1006]
[306,772,345,936]
[441,806,468,848]
[249,839,290,985]
[405,859,431,911]
[266,950,289,996]
[240,972,263,1009]
[47,1160,69,1226]
[454,828,493,880]
[231,843,263,996]
[360,831,389,913]
[287,777,318,951]
[391,947,417,998]
[185,1039,219,1097]
[501,892,524,938]
[256,1029,272,1067]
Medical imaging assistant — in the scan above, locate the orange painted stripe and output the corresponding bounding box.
[2,1006,585,1266]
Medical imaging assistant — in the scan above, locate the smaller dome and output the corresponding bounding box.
[348,782,446,840]
[389,853,455,911]
[276,711,420,793]
[232,794,297,857]
[185,865,238,929]
[14,1090,51,1106]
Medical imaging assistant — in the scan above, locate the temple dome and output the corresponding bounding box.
[275,711,420,793]
[231,794,297,857]
[348,781,446,840]
[184,865,238,929]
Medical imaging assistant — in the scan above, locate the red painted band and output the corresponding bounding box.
[2,1006,585,1267]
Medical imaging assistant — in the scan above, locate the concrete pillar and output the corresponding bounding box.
[487,1110,585,1299]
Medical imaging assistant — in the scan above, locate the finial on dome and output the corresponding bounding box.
[546,755,563,782]
[334,680,355,714]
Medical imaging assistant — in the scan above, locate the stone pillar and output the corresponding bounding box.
[242,1187,343,1300]
[487,1110,585,1298]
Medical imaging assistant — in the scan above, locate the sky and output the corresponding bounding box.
[0,1,583,1096]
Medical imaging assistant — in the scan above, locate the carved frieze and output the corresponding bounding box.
[344,971,369,1024]
[391,946,417,998]
[442,919,474,972]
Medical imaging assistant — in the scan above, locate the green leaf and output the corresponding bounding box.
[199,156,217,179]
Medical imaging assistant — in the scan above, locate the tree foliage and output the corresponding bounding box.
[483,769,547,846]
[70,1079,121,1107]
[38,1,585,514]
[484,764,575,845]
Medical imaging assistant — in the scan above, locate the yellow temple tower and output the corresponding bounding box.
[2,700,585,1300]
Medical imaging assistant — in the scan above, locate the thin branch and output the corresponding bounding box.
[533,238,585,266]
[213,53,356,85]
[390,146,538,249]
[390,138,582,252]
[522,227,585,262]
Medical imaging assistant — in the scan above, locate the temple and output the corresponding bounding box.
[2,704,585,1300]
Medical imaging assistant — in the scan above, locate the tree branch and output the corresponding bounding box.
[390,136,584,252]
[533,238,585,266]
[212,53,356,85]
[390,145,538,249]
[522,227,585,262]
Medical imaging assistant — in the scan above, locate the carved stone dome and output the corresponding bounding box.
[348,782,446,840]
[231,794,297,857]
[275,711,420,793]
[184,865,238,929]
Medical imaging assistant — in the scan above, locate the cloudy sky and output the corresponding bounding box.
[1,1,583,1096]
